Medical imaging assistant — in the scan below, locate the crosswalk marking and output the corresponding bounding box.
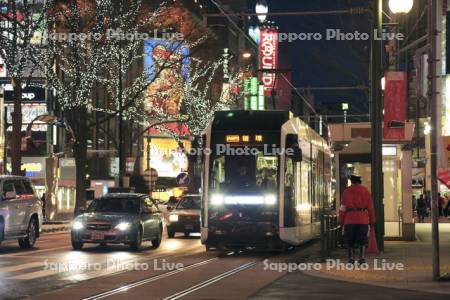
[8,269,59,280]
[0,262,43,273]
[3,243,204,281]
[8,246,71,256]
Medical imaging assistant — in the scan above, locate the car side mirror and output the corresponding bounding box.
[4,191,17,200]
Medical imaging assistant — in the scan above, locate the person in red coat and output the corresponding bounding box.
[339,174,376,264]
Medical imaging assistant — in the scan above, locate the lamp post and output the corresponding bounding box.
[371,0,384,252]
[371,0,414,254]
[342,103,349,123]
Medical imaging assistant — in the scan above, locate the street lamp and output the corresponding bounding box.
[342,103,349,123]
[388,0,413,14]
[242,51,252,59]
[255,0,268,23]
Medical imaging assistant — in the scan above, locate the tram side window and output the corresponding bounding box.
[284,157,296,227]
[300,160,310,206]
[211,156,225,190]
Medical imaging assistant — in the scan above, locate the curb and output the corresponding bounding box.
[301,267,450,296]
[42,226,70,234]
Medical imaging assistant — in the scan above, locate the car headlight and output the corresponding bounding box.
[211,194,224,206]
[115,222,130,231]
[169,214,179,222]
[72,221,84,230]
[264,194,277,205]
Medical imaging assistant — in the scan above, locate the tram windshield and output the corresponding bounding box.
[210,152,278,194]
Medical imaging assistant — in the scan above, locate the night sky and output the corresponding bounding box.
[248,0,372,120]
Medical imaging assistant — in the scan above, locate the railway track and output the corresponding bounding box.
[81,252,261,300]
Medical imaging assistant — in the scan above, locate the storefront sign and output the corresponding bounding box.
[384,71,406,140]
[259,26,278,96]
[144,138,190,178]
[5,103,47,131]
[143,39,190,135]
[0,57,6,77]
[6,157,46,178]
[1,83,46,103]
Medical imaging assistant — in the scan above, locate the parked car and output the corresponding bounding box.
[0,175,43,248]
[71,193,163,251]
[166,195,201,238]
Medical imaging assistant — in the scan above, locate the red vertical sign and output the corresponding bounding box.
[259,27,278,96]
[383,71,406,140]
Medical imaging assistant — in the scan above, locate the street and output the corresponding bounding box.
[1,229,449,300]
[0,231,288,300]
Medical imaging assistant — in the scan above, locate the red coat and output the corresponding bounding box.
[339,184,376,225]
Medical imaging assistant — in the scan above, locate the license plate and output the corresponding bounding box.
[185,224,193,230]
[91,231,105,240]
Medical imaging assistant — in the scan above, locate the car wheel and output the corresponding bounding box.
[152,226,162,249]
[167,229,175,238]
[72,240,84,250]
[18,218,38,249]
[130,227,143,251]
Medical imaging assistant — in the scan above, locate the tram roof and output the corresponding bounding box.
[212,110,290,131]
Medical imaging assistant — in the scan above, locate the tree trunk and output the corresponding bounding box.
[11,78,22,175]
[67,107,88,213]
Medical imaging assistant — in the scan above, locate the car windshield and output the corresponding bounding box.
[176,196,200,209]
[87,198,140,214]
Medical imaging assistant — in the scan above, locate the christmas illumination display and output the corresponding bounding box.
[0,0,239,209]
[0,0,49,175]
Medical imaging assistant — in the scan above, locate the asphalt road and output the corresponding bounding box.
[0,232,448,300]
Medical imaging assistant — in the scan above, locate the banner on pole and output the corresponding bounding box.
[383,71,407,140]
[259,26,278,96]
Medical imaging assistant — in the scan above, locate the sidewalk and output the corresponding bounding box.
[254,223,450,298]
[304,223,450,294]
[41,221,71,234]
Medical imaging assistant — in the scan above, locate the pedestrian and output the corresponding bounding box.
[416,194,427,223]
[40,193,46,222]
[438,193,445,217]
[339,174,376,265]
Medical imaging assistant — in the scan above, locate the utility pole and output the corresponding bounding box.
[371,0,384,251]
[429,0,441,281]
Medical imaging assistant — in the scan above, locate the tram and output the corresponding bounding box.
[201,110,333,251]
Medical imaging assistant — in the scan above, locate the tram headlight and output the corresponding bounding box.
[211,194,224,206]
[264,194,277,205]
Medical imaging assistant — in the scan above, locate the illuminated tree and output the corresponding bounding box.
[0,0,48,174]
[36,0,207,210]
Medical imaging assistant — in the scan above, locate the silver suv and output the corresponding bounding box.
[0,175,43,248]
